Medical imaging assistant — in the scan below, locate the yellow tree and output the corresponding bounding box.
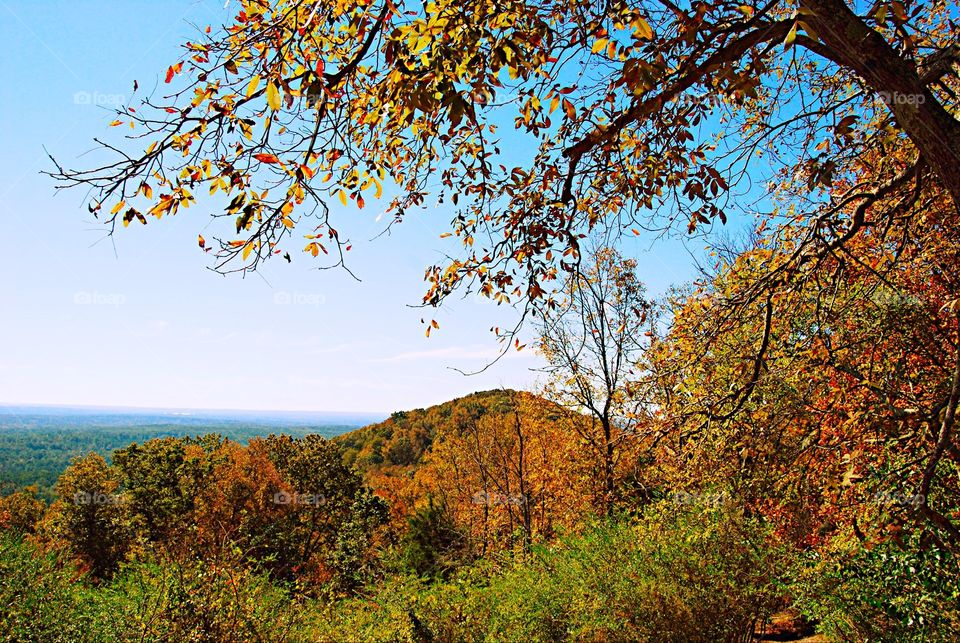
[41,453,134,579]
[648,153,960,547]
[46,0,960,339]
[539,247,655,514]
[421,390,588,551]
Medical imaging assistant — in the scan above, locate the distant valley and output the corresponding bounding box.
[0,404,386,498]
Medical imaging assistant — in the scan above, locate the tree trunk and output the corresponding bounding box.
[603,417,615,516]
[801,0,960,212]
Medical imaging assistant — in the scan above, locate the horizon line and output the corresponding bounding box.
[0,400,392,419]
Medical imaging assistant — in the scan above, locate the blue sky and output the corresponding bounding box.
[0,0,702,414]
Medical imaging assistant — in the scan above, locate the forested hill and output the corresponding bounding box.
[335,389,521,474]
[332,389,603,535]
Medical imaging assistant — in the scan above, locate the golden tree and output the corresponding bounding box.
[46,0,959,339]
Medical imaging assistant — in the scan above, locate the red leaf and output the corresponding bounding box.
[164,63,182,84]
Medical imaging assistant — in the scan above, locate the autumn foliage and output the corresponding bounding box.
[15,0,960,638]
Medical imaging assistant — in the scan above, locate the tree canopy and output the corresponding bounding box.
[48,0,960,329]
[29,2,960,632]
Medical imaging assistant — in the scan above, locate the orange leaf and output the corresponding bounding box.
[165,63,182,83]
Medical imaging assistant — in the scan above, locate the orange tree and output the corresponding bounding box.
[47,0,959,330]
[420,390,592,551]
[648,155,960,547]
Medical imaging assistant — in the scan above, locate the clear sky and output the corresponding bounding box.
[0,0,701,414]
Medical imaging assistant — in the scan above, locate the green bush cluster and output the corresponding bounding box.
[311,503,790,642]
[5,502,960,641]
[791,529,960,642]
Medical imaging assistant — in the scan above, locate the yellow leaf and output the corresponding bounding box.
[242,243,253,261]
[784,22,798,48]
[635,18,653,40]
[414,34,431,53]
[337,190,347,206]
[797,20,820,42]
[246,75,261,99]
[591,38,608,54]
[110,201,126,215]
[266,82,281,110]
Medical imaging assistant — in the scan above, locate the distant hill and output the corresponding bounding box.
[334,389,603,543]
[335,389,520,476]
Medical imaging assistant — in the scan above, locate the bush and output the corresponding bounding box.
[400,497,467,578]
[0,534,96,642]
[309,503,790,642]
[483,504,787,642]
[792,530,960,641]
[92,554,306,642]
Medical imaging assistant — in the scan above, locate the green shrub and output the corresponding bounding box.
[91,555,306,642]
[310,503,790,642]
[792,530,960,642]
[400,497,467,579]
[0,534,96,642]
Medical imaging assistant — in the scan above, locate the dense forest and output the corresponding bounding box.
[0,415,356,500]
[10,0,960,639]
[4,370,960,641]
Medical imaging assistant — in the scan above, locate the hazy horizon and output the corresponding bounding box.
[0,400,391,419]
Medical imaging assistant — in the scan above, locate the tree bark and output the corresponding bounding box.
[603,417,615,517]
[800,0,960,212]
